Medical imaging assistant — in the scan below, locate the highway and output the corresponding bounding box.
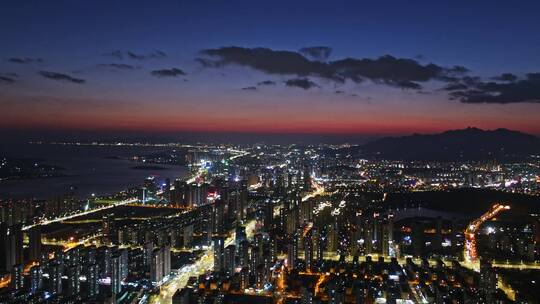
[22,197,138,231]
[464,203,510,262]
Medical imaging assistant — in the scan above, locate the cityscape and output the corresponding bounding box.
[2,1,540,304]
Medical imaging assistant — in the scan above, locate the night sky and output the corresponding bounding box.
[1,1,540,139]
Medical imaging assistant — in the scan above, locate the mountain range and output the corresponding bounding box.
[360,127,540,161]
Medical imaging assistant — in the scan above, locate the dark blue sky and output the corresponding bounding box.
[1,0,540,137]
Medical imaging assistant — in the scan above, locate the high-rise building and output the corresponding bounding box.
[10,263,23,290]
[50,261,64,295]
[212,199,226,235]
[479,258,497,303]
[28,225,42,262]
[66,264,80,296]
[164,178,171,202]
[304,228,314,272]
[382,218,393,256]
[29,264,42,294]
[213,236,225,272]
[238,240,250,268]
[150,248,164,284]
[412,222,425,257]
[1,223,23,273]
[224,244,236,275]
[87,263,100,297]
[287,237,298,270]
[327,221,339,252]
[111,254,122,294]
[150,245,170,284]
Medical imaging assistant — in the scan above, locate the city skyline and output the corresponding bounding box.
[1,1,540,138]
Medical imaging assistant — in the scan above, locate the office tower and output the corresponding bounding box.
[213,236,225,272]
[224,244,236,275]
[66,264,80,296]
[28,225,42,262]
[29,264,42,294]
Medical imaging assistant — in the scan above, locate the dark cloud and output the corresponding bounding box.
[461,76,481,85]
[150,68,186,77]
[299,46,332,61]
[449,66,469,74]
[285,78,319,90]
[198,46,466,89]
[0,75,16,84]
[8,57,43,64]
[257,80,276,86]
[241,86,257,91]
[195,58,218,68]
[334,90,345,94]
[441,83,469,91]
[199,47,330,78]
[98,63,137,70]
[102,50,124,59]
[103,50,167,60]
[449,73,540,104]
[492,73,518,82]
[39,71,85,84]
[128,50,167,60]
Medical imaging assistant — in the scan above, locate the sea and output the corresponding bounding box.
[0,143,189,200]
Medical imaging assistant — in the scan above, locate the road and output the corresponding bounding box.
[22,197,138,231]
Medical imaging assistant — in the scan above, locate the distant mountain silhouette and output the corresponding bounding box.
[361,127,540,161]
